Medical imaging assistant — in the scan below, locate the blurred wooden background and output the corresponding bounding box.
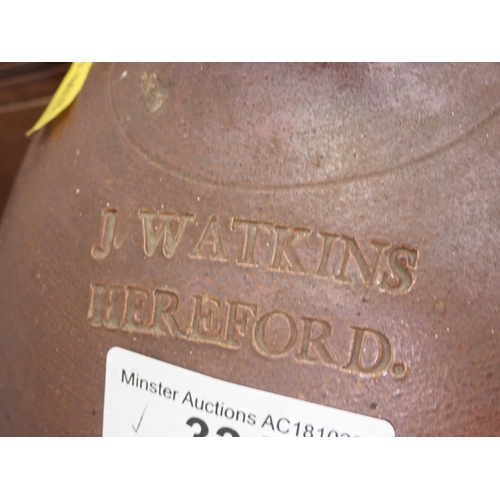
[0,63,70,217]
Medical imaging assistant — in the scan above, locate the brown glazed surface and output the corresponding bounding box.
[0,63,499,436]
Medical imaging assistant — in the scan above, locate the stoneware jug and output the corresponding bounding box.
[0,63,498,436]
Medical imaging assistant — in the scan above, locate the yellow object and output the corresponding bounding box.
[26,62,93,136]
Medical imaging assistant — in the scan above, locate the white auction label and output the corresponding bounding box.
[102,347,395,437]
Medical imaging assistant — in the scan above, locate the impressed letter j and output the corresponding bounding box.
[91,208,121,259]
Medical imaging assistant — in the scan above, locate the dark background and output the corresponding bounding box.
[0,62,69,217]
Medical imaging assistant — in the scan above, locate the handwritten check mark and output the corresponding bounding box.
[132,405,148,434]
